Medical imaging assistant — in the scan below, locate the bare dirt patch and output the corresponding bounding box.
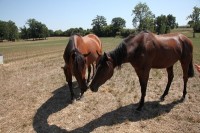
[0,51,200,133]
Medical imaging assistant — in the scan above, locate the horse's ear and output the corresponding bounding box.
[103,52,108,61]
[83,52,91,57]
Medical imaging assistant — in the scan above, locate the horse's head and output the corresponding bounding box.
[72,49,91,92]
[90,52,114,92]
[62,49,90,93]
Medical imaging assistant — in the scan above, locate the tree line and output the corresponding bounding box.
[0,2,199,42]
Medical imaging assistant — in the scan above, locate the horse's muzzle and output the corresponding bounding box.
[89,84,99,92]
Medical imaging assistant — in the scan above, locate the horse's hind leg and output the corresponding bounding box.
[160,66,174,101]
[180,61,189,100]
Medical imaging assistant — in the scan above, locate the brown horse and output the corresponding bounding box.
[63,34,102,100]
[90,31,194,111]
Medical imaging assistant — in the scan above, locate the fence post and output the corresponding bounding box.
[0,54,3,64]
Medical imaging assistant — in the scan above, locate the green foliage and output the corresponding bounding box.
[0,20,8,40]
[187,6,200,37]
[20,18,49,40]
[64,27,91,36]
[48,29,54,37]
[155,14,176,34]
[120,29,135,37]
[132,2,155,32]
[91,15,107,36]
[90,16,129,37]
[54,30,64,36]
[167,14,176,29]
[0,20,18,41]
[111,17,126,36]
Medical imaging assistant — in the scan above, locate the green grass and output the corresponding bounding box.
[0,37,68,63]
[0,30,200,64]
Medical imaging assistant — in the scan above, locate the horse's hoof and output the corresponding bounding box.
[160,96,165,102]
[76,97,81,100]
[180,96,185,102]
[70,98,74,104]
[76,94,84,100]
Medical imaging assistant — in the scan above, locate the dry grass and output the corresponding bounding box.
[0,33,200,133]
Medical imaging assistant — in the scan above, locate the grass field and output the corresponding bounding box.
[0,30,200,133]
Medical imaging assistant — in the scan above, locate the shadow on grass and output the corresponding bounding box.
[33,81,80,133]
[33,84,184,133]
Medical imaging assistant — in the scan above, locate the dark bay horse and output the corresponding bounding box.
[63,34,102,100]
[90,31,194,111]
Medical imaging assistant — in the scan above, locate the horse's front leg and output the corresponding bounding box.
[87,65,91,84]
[160,66,174,101]
[68,80,74,101]
[66,71,74,101]
[135,68,150,111]
[91,63,95,79]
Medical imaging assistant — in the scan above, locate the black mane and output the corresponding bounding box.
[109,42,127,67]
[73,50,85,73]
[63,36,75,64]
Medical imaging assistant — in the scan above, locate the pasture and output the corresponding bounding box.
[0,30,200,133]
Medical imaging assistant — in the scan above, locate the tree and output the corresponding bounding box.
[120,28,135,37]
[54,30,63,36]
[187,6,200,37]
[64,27,87,36]
[111,17,126,36]
[20,26,29,40]
[167,14,176,29]
[0,20,18,41]
[0,20,8,40]
[7,21,18,41]
[155,15,167,34]
[25,18,49,40]
[48,29,54,37]
[91,15,107,36]
[155,14,176,34]
[132,2,155,32]
[26,19,38,40]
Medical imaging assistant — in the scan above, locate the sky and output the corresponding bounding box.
[0,0,200,31]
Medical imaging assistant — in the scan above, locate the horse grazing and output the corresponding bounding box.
[62,34,102,100]
[90,31,194,111]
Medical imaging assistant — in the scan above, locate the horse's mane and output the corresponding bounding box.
[63,34,83,64]
[73,50,85,73]
[63,36,74,64]
[109,41,127,68]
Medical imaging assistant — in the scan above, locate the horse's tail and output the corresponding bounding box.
[188,58,194,78]
[180,34,194,78]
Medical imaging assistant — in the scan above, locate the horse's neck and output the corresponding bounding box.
[109,43,128,68]
[74,36,86,54]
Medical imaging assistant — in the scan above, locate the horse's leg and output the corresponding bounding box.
[180,62,189,100]
[135,68,150,111]
[87,65,91,84]
[68,80,74,101]
[67,71,74,101]
[160,66,174,101]
[91,63,95,79]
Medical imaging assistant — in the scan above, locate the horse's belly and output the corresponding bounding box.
[151,59,179,68]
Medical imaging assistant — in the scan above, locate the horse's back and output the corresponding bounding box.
[84,34,102,52]
[75,34,102,65]
[153,33,193,68]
